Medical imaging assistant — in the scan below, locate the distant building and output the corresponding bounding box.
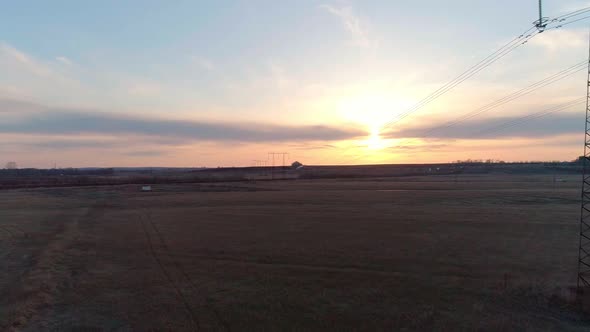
[141,185,152,192]
[291,161,303,169]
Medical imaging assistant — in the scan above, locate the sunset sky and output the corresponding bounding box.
[1,1,590,168]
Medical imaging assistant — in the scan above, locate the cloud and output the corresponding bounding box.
[0,42,53,76]
[391,143,449,152]
[320,4,374,48]
[530,28,587,52]
[124,150,168,157]
[559,1,590,13]
[191,56,215,71]
[17,139,117,150]
[287,143,337,150]
[55,56,73,65]
[387,110,584,140]
[127,81,162,96]
[0,98,45,113]
[0,99,364,143]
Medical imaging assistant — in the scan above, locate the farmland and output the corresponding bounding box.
[0,172,589,331]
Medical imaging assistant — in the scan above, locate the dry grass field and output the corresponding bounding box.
[1,173,589,331]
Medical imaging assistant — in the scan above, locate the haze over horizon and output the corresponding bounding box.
[1,1,589,168]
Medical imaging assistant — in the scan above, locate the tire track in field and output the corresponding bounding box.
[0,225,27,260]
[137,209,202,331]
[2,200,111,331]
[155,250,407,277]
[2,206,93,331]
[142,207,231,332]
[0,227,17,261]
[0,224,26,239]
[0,225,28,239]
[0,228,11,242]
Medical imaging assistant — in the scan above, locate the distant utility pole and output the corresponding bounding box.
[268,152,288,180]
[5,161,17,169]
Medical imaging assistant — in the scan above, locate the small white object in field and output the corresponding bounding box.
[141,185,152,191]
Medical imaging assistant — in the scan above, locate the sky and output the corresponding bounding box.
[1,0,590,168]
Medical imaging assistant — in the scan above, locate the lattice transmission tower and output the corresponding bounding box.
[578,29,590,290]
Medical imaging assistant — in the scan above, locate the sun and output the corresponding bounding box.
[332,90,415,154]
[366,127,387,150]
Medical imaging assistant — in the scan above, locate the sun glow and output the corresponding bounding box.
[367,127,387,150]
[332,90,417,157]
[336,92,413,130]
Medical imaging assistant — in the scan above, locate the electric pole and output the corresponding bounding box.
[578,27,590,291]
[535,0,548,32]
[268,152,288,180]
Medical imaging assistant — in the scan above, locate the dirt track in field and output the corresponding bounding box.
[0,174,589,331]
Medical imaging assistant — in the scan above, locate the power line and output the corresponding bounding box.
[333,5,590,166]
[349,63,586,165]
[380,5,590,134]
[383,60,587,153]
[551,6,590,21]
[382,99,584,157]
[548,15,590,30]
[474,98,585,138]
[414,61,587,138]
[268,152,288,179]
[543,6,590,31]
[380,28,539,131]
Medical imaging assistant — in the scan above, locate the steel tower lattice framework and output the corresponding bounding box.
[578,30,590,290]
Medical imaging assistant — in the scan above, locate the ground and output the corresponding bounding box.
[0,173,588,331]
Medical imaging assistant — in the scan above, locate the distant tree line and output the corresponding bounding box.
[454,159,578,165]
[0,168,115,177]
[454,159,506,164]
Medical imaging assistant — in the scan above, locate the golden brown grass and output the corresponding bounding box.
[0,174,588,331]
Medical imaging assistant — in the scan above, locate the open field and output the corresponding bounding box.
[1,173,589,331]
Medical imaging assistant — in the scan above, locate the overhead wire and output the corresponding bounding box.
[380,6,590,133]
[347,63,587,164]
[409,61,588,139]
[551,6,590,22]
[547,15,590,30]
[380,28,539,130]
[474,97,586,138]
[333,6,590,165]
[383,99,584,155]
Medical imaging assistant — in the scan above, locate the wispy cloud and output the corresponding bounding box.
[55,56,73,65]
[320,4,374,48]
[191,56,215,71]
[390,143,449,152]
[530,28,587,52]
[288,143,337,150]
[559,1,590,13]
[127,81,162,96]
[124,150,168,157]
[0,42,53,76]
